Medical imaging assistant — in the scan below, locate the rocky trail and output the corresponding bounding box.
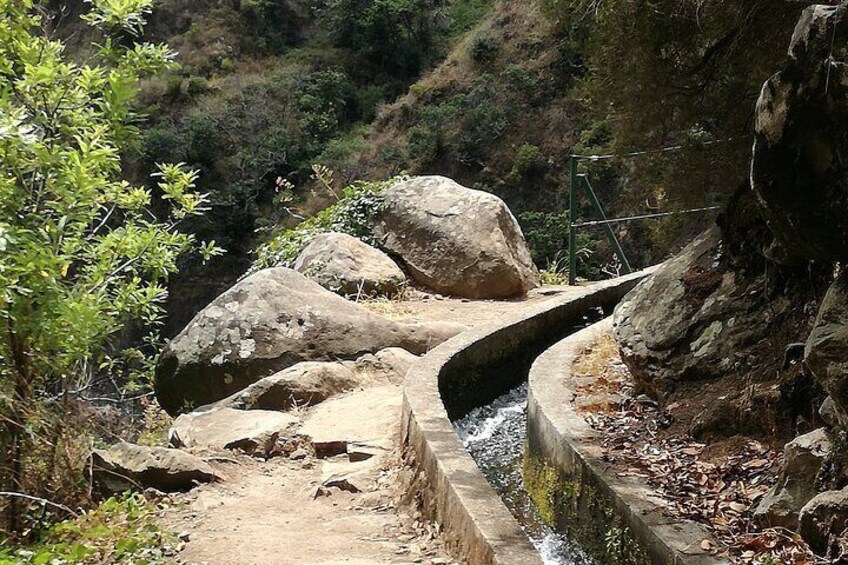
[153,287,580,565]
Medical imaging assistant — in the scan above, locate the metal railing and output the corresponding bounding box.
[567,153,721,285]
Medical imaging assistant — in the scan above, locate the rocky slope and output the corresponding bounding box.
[613,4,848,557]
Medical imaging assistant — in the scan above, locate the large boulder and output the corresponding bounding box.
[169,407,299,457]
[294,232,406,297]
[90,442,219,494]
[752,4,848,263]
[614,227,775,398]
[799,487,848,554]
[806,271,848,420]
[216,362,358,411]
[754,428,831,529]
[155,268,465,414]
[373,176,539,298]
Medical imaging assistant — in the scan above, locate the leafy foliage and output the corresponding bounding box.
[327,0,442,81]
[0,0,220,535]
[0,494,176,565]
[252,176,401,271]
[519,211,598,280]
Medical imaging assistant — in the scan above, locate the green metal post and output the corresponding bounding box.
[568,157,577,286]
[580,175,633,274]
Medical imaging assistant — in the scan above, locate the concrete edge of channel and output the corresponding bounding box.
[400,269,654,565]
[526,317,730,565]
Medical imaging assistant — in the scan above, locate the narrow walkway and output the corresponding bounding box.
[160,286,584,565]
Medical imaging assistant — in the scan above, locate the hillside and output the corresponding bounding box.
[49,0,807,332]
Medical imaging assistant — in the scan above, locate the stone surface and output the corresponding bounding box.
[217,362,358,411]
[155,267,465,414]
[320,458,382,494]
[170,407,299,457]
[294,232,406,297]
[374,176,539,299]
[300,385,400,458]
[90,442,219,494]
[820,396,848,428]
[614,227,784,398]
[806,271,848,422]
[799,487,848,554]
[343,347,419,384]
[751,4,848,263]
[754,428,831,529]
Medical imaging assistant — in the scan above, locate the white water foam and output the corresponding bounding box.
[454,383,591,565]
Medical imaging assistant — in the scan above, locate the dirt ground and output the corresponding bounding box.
[159,285,585,565]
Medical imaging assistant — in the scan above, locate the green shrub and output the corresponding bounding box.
[137,125,184,165]
[519,211,599,279]
[407,125,440,162]
[0,494,176,565]
[470,33,499,65]
[251,176,403,271]
[509,143,546,181]
[445,0,494,37]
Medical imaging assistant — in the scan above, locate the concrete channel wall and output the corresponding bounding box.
[400,270,652,565]
[526,319,727,565]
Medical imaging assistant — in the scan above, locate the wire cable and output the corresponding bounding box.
[570,205,721,228]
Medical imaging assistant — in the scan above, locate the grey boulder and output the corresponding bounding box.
[614,227,776,399]
[751,5,848,263]
[217,362,359,411]
[799,487,848,554]
[294,232,406,297]
[754,428,831,529]
[806,271,848,422]
[155,268,465,414]
[374,176,538,299]
[343,347,419,384]
[90,442,219,494]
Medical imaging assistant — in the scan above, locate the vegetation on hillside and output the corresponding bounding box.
[0,0,830,554]
[357,0,808,275]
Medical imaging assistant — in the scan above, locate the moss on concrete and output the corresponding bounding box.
[523,453,651,565]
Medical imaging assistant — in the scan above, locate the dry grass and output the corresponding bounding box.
[571,331,630,413]
[359,286,421,319]
[572,332,620,379]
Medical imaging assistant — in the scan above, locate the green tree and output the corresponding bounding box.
[0,0,221,534]
[328,0,440,79]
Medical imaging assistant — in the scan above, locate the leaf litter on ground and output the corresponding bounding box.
[573,338,818,564]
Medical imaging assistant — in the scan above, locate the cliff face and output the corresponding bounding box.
[614,4,848,445]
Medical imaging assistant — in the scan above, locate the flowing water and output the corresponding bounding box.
[454,383,592,565]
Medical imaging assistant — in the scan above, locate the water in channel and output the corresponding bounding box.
[454,383,591,565]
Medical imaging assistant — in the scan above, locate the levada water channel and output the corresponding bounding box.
[451,310,603,565]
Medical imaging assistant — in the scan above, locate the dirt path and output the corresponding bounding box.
[161,286,584,565]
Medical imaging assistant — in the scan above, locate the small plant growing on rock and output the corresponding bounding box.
[252,175,405,271]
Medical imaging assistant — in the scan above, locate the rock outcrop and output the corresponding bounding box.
[169,407,299,457]
[374,176,539,299]
[294,232,406,297]
[216,362,359,411]
[155,268,465,414]
[799,487,848,554]
[754,428,831,529]
[752,4,848,264]
[342,347,418,385]
[90,442,219,494]
[806,272,848,422]
[299,385,400,458]
[614,227,778,398]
